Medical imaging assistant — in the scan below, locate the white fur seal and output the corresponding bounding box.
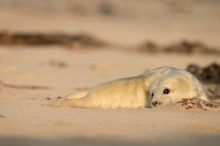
[55,67,208,108]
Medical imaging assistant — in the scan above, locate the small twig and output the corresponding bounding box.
[0,80,50,90]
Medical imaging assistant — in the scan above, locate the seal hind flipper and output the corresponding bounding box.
[55,97,91,108]
[51,90,89,108]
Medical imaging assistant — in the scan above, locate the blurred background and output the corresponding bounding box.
[0,0,220,47]
[0,1,220,146]
[0,0,219,94]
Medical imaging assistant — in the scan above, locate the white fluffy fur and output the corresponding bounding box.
[55,67,208,108]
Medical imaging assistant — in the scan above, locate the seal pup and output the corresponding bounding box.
[55,67,208,108]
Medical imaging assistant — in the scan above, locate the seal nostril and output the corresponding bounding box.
[152,101,158,106]
[151,93,154,98]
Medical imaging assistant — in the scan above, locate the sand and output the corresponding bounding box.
[0,1,220,146]
[0,47,220,146]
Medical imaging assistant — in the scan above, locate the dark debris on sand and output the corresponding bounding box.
[186,63,220,99]
[138,40,220,55]
[0,114,5,118]
[49,60,68,68]
[177,98,219,111]
[164,41,220,55]
[0,32,108,48]
[138,41,159,53]
[186,63,220,84]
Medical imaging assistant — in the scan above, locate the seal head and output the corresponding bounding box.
[150,69,207,106]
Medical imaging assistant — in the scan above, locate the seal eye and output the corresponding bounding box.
[163,88,170,94]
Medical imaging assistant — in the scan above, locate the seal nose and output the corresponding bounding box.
[152,101,158,106]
